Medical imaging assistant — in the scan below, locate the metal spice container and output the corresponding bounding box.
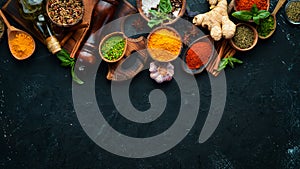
[0,17,4,41]
[285,0,300,24]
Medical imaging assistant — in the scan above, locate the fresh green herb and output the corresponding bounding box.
[232,4,270,25]
[218,56,243,71]
[147,0,173,28]
[257,15,275,37]
[56,49,84,84]
[101,36,125,61]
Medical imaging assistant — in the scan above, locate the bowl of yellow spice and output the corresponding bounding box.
[147,26,182,62]
[285,0,300,25]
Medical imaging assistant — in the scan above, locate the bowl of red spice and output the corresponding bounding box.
[46,0,84,27]
[234,0,270,11]
[182,35,215,75]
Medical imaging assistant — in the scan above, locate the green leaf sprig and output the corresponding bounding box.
[218,56,243,71]
[232,4,270,25]
[147,0,173,28]
[56,49,84,85]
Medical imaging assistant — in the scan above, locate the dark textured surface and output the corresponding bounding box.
[1,0,300,168]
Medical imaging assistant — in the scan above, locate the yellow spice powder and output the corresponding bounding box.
[148,29,182,62]
[9,33,34,59]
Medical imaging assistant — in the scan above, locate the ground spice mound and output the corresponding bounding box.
[147,28,182,62]
[186,42,212,69]
[235,0,269,11]
[9,33,34,59]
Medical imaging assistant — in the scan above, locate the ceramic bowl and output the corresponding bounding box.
[46,0,84,27]
[284,0,300,25]
[147,26,182,62]
[230,23,258,52]
[182,35,215,75]
[99,32,127,63]
[137,0,186,26]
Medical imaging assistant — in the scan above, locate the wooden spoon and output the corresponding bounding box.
[0,10,35,60]
[259,0,287,39]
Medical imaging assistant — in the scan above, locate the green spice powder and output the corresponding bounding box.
[233,25,254,49]
[257,15,275,37]
[286,1,300,23]
[101,36,125,61]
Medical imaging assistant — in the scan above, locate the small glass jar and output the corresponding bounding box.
[19,0,44,20]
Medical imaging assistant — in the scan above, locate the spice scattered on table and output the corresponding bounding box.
[185,42,212,70]
[232,25,255,49]
[101,36,126,61]
[285,1,300,23]
[257,15,275,37]
[147,28,181,62]
[235,0,269,11]
[47,0,84,26]
[9,33,35,59]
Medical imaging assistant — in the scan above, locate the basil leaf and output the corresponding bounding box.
[251,4,258,14]
[232,11,253,21]
[148,19,163,28]
[159,0,172,14]
[253,16,261,25]
[71,64,84,85]
[230,57,243,63]
[257,11,270,19]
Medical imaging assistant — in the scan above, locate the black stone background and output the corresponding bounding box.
[1,0,300,168]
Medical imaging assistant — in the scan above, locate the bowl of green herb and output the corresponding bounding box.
[284,0,300,24]
[230,23,258,52]
[99,32,127,63]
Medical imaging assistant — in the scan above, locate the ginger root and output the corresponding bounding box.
[193,0,236,41]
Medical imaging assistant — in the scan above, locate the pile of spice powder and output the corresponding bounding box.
[147,28,181,62]
[235,0,269,11]
[285,1,300,23]
[186,42,212,69]
[232,25,255,49]
[9,33,34,59]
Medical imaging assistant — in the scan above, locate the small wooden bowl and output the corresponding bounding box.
[46,0,84,27]
[230,23,258,52]
[99,32,127,63]
[182,35,215,75]
[137,0,186,26]
[147,26,182,62]
[234,0,270,11]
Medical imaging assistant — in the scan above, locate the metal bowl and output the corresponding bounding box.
[284,0,300,25]
[0,17,4,41]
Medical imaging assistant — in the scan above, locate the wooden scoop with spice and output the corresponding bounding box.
[0,10,35,60]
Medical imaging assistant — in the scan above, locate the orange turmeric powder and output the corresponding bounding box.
[147,28,182,62]
[9,33,35,59]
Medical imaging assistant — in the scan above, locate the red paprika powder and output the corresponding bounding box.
[185,42,212,70]
[235,0,269,11]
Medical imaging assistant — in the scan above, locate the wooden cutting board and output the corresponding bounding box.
[1,0,98,58]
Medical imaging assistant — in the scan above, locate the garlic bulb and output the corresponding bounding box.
[149,62,174,83]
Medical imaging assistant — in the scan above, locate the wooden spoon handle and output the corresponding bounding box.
[0,10,11,29]
[272,0,287,15]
